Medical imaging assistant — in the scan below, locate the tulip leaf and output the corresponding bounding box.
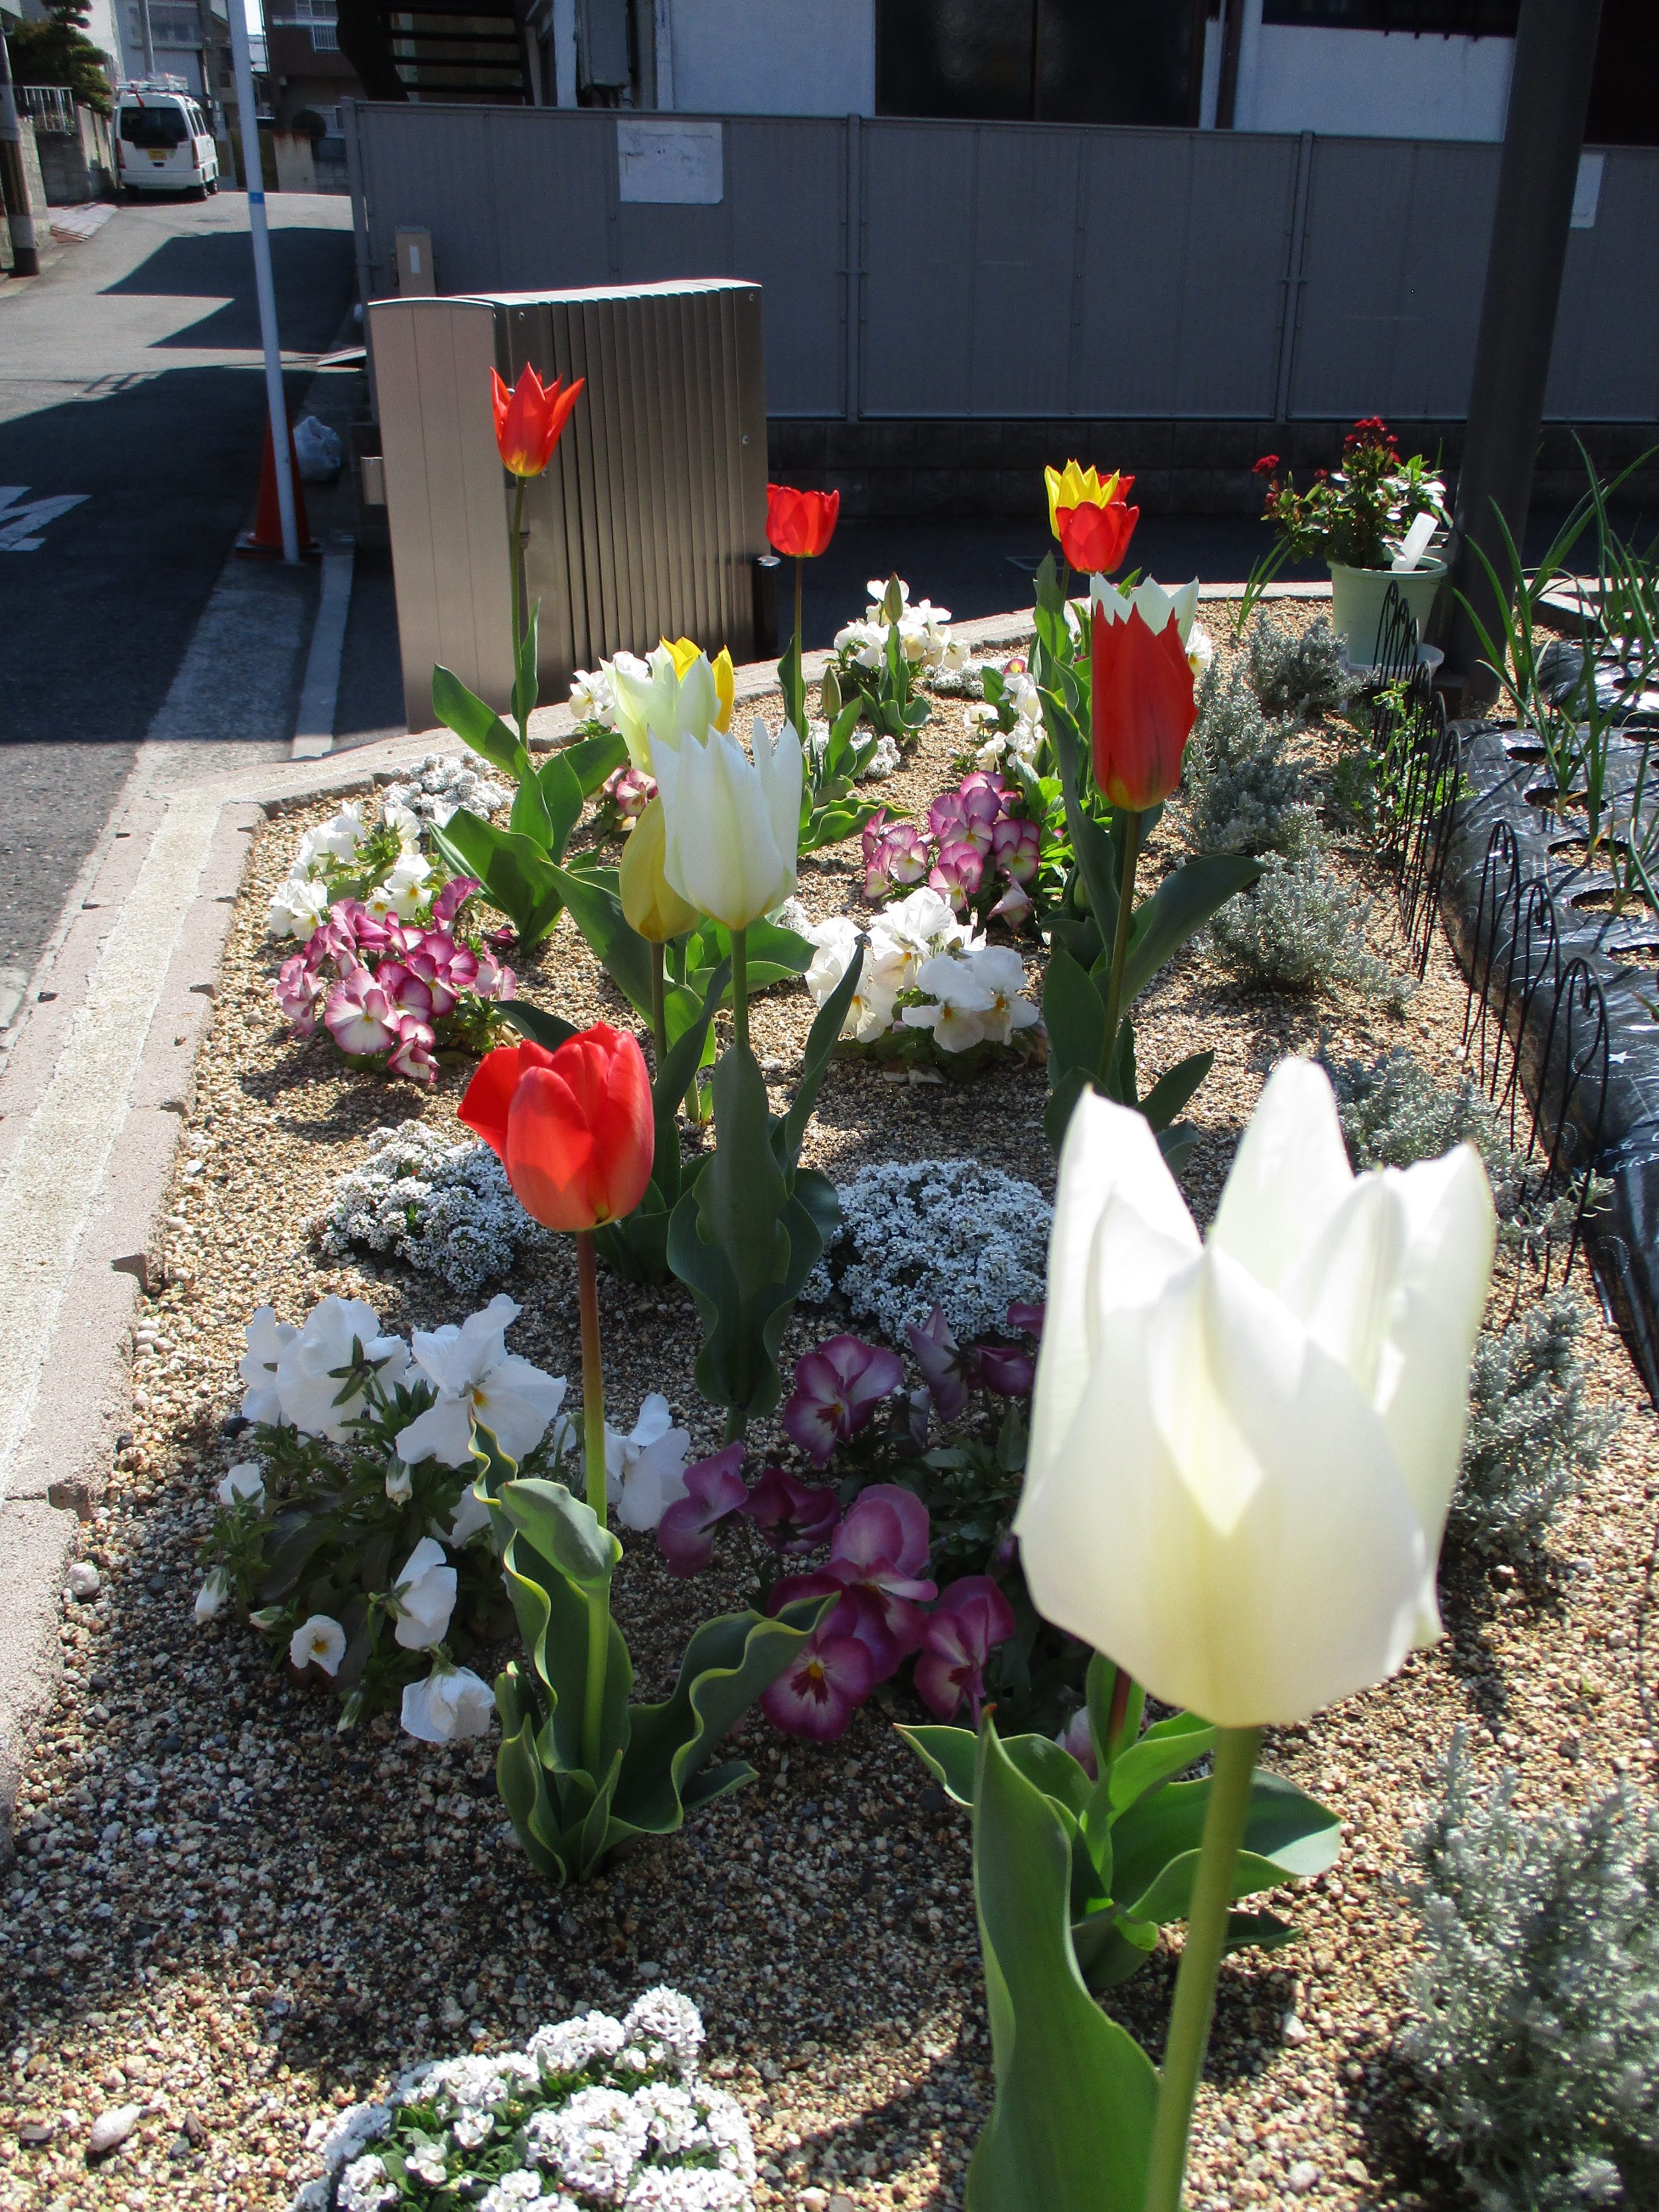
[778,625,806,739]
[429,810,566,946]
[536,751,586,863]
[1120,853,1263,1005]
[503,1000,578,1053]
[544,861,655,1017]
[1139,1049,1215,1135]
[494,1663,567,1881]
[512,598,541,741]
[1043,688,1120,948]
[1070,1905,1161,1992]
[1225,1909,1297,1954]
[1107,1708,1215,1812]
[1157,1122,1202,1176]
[966,1716,1157,2212]
[1042,944,1106,1083]
[1113,1771,1341,1920]
[431,663,532,782]
[563,727,628,795]
[778,944,863,1172]
[510,753,555,849]
[498,1478,621,1592]
[654,960,728,1171]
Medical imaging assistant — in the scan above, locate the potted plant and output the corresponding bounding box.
[1255,419,1450,668]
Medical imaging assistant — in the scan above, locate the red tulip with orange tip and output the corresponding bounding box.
[1090,602,1197,814]
[1055,490,1139,579]
[491,364,585,480]
[461,1025,652,1232]
[766,484,840,560]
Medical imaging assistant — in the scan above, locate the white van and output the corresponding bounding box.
[115,88,220,198]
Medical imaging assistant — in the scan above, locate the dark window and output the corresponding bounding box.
[1261,0,1520,30]
[877,0,1200,126]
[119,103,189,145]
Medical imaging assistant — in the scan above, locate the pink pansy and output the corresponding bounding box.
[325,964,402,1056]
[975,1343,1035,1398]
[657,1445,749,1576]
[781,1336,904,1464]
[905,1305,974,1422]
[865,822,930,901]
[1006,1299,1046,1338]
[374,962,435,1023]
[429,875,480,928]
[989,881,1034,930]
[387,1014,438,1085]
[767,1570,912,1686]
[328,899,400,955]
[492,964,517,1002]
[823,1484,936,1676]
[926,791,970,847]
[1056,1706,1099,1780]
[914,1576,1017,1724]
[991,816,1041,883]
[742,1465,841,1554]
[759,1627,876,1743]
[403,930,480,1018]
[275,952,326,1036]
[958,774,1008,837]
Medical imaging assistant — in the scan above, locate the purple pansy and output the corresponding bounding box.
[782,1336,904,1464]
[914,1576,1017,1724]
[656,1445,749,1576]
[742,1465,841,1553]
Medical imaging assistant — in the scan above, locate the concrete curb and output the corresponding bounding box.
[0,583,1317,1844]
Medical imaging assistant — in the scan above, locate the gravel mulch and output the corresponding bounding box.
[2,601,1655,2212]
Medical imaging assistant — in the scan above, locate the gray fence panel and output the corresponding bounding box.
[1289,137,1498,421]
[1545,147,1659,426]
[727,119,847,417]
[858,123,979,415]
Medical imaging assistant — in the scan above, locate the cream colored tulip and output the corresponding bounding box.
[650,716,802,933]
[613,640,734,772]
[1015,1059,1495,1728]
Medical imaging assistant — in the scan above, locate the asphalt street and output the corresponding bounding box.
[0,190,356,982]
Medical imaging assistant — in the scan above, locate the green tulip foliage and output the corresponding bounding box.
[474,1428,830,1885]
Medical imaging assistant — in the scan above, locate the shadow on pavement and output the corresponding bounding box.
[99,224,354,355]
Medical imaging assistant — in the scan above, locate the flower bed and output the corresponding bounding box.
[2,601,1654,2212]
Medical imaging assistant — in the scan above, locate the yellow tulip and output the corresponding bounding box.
[662,636,735,732]
[619,798,700,943]
[1043,461,1126,540]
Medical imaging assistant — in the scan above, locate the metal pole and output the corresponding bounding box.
[226,0,301,563]
[140,0,156,80]
[0,24,40,279]
[1435,0,1605,699]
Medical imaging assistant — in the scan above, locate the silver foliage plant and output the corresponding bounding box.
[1245,613,1351,721]
[802,1155,1050,1342]
[1457,1295,1616,1564]
[1183,663,1321,861]
[320,1120,547,1296]
[1207,851,1407,1008]
[1403,1741,1659,2211]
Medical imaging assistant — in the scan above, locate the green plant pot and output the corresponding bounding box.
[1327,558,1447,669]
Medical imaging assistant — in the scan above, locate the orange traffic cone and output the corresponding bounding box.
[236,412,319,558]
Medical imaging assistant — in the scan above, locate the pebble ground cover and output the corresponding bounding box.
[1,601,1652,2212]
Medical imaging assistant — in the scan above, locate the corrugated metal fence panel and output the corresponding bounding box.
[726,120,847,417]
[1544,147,1659,425]
[1289,137,1498,421]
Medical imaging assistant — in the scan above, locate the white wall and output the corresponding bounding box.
[1236,10,1515,142]
[660,0,874,117]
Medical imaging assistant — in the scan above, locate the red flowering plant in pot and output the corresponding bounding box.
[450,1019,833,1884]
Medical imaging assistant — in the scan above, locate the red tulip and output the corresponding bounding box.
[766,483,840,559]
[459,1024,652,1232]
[1090,603,1197,813]
[490,364,585,480]
[1055,494,1139,577]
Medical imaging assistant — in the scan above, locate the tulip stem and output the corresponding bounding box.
[510,477,528,736]
[575,1228,609,1777]
[1144,1726,1262,2212]
[649,943,668,1070]
[794,557,804,660]
[730,924,750,1059]
[1096,806,1145,1099]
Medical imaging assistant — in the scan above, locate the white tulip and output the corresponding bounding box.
[274,1296,412,1442]
[290,1613,347,1676]
[391,1536,457,1651]
[400,1664,495,1745]
[1090,574,1200,650]
[217,1462,265,1509]
[600,1394,691,1532]
[1015,1059,1495,1728]
[650,717,802,934]
[397,1294,567,1469]
[613,644,724,773]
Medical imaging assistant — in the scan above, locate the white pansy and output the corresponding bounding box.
[383,801,423,849]
[239,1305,298,1426]
[273,1295,412,1441]
[400,1663,495,1743]
[1186,617,1215,680]
[802,918,897,1043]
[965,944,1040,1046]
[290,1613,347,1676]
[216,1461,264,1509]
[194,1568,231,1623]
[1016,1059,1496,1729]
[569,664,618,725]
[296,803,368,870]
[901,952,997,1054]
[397,1294,569,1469]
[391,1535,457,1649]
[601,1394,691,1532]
[364,851,433,922]
[833,617,887,672]
[1089,573,1200,648]
[267,872,332,940]
[445,1479,494,1546]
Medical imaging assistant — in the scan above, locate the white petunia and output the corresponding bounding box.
[391,1535,457,1649]
[194,1568,231,1623]
[397,1293,568,1469]
[965,945,1041,1046]
[273,1295,412,1441]
[601,1394,691,1532]
[239,1305,298,1426]
[400,1663,494,1743]
[217,1461,264,1509]
[901,952,997,1054]
[267,872,332,941]
[290,1613,346,1676]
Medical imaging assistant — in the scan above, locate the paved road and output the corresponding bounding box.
[0,190,355,981]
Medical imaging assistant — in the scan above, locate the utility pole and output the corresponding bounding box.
[0,21,40,279]
[226,0,301,563]
[1435,0,1605,699]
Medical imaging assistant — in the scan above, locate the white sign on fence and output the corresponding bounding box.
[616,120,723,206]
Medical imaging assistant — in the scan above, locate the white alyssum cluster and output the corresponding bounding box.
[381,751,512,827]
[802,720,901,782]
[804,1155,1051,1341]
[288,1990,755,2212]
[803,887,1039,1055]
[319,1119,547,1295]
[834,577,966,676]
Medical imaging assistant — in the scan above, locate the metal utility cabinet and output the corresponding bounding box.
[369,279,768,732]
